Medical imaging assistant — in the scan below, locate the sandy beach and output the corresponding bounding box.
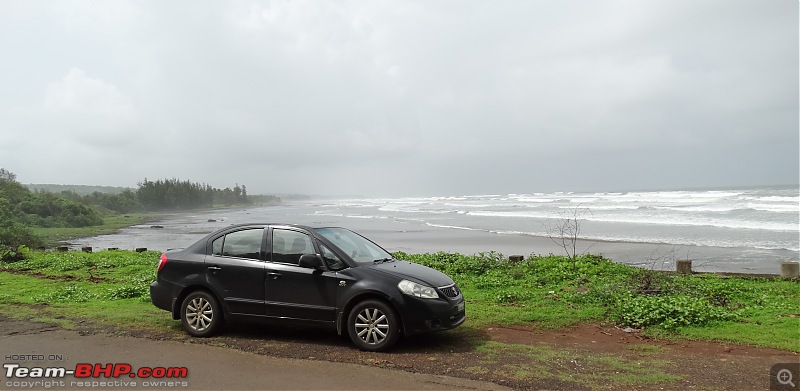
[67,203,797,274]
[346,221,795,274]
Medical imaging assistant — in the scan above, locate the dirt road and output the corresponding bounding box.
[3,315,798,390]
[0,317,508,390]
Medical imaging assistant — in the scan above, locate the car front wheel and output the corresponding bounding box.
[347,299,400,351]
[180,291,223,337]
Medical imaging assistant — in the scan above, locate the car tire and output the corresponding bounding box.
[180,291,223,337]
[347,299,400,352]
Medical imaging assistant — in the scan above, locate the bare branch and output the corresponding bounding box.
[545,205,589,259]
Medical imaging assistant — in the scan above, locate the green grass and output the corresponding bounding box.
[1,250,798,353]
[1,249,797,390]
[30,213,153,246]
[646,313,800,350]
[0,250,171,331]
[399,251,800,352]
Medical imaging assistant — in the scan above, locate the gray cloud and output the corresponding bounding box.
[1,0,796,196]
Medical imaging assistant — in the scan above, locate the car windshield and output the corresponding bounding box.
[314,228,393,264]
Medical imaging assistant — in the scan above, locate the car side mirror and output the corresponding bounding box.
[299,254,324,270]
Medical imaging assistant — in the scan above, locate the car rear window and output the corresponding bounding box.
[213,229,263,260]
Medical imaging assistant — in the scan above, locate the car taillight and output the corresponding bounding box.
[157,253,168,272]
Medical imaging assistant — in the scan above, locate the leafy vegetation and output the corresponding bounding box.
[0,171,115,259]
[58,189,144,214]
[0,249,796,391]
[0,179,45,259]
[0,250,171,330]
[0,168,279,259]
[25,183,131,195]
[1,250,156,302]
[614,294,734,329]
[396,251,800,351]
[137,178,252,210]
[0,249,796,351]
[1,175,102,228]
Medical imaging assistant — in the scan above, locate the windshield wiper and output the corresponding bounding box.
[373,257,394,264]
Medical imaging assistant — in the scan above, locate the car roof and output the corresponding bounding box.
[219,223,340,231]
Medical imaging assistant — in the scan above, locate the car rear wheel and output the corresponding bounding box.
[347,299,400,351]
[180,291,223,337]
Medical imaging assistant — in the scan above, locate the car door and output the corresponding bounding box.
[204,227,267,316]
[264,227,339,322]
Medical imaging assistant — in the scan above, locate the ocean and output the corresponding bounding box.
[317,185,799,253]
[70,185,799,274]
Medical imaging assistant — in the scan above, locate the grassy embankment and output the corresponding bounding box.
[1,250,797,352]
[404,251,799,351]
[1,250,797,389]
[29,213,152,246]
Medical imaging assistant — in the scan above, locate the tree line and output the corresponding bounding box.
[0,168,279,259]
[136,178,252,211]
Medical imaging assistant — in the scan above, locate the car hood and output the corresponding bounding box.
[368,261,454,287]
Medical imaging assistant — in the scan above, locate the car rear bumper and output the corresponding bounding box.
[150,281,175,314]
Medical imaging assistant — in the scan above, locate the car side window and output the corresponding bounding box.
[319,244,346,271]
[272,229,315,265]
[216,229,263,260]
[212,236,223,256]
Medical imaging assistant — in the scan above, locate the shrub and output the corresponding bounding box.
[0,196,43,261]
[106,285,144,300]
[105,276,151,300]
[0,245,32,263]
[614,294,737,329]
[395,251,505,276]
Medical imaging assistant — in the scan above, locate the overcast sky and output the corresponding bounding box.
[1,1,797,196]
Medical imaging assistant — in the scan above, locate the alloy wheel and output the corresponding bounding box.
[185,296,213,331]
[354,307,390,345]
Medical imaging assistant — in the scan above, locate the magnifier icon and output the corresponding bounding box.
[777,368,796,388]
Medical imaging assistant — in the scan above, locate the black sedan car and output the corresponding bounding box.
[150,224,465,351]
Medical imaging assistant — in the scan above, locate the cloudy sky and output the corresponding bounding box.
[1,1,797,196]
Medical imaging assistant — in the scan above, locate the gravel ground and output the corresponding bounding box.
[2,314,798,390]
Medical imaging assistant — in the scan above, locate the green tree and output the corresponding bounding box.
[0,170,42,260]
[136,178,252,210]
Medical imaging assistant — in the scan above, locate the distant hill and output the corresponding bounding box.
[25,184,132,195]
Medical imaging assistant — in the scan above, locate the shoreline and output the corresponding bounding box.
[361,223,797,274]
[61,205,799,275]
[32,213,157,247]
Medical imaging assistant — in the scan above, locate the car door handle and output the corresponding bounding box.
[208,266,222,271]
[266,272,281,279]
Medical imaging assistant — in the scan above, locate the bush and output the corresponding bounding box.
[614,294,737,329]
[1,172,104,244]
[0,197,42,261]
[105,276,151,300]
[82,190,144,214]
[0,245,32,263]
[397,251,750,331]
[18,195,103,228]
[396,251,507,276]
